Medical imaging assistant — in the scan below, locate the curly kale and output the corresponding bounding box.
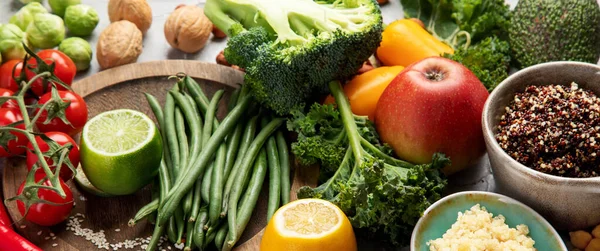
[290,81,449,246]
[445,36,511,91]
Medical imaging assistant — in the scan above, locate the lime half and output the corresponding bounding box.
[74,166,114,197]
[80,109,162,196]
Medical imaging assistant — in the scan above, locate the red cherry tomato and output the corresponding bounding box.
[26,50,76,96]
[35,91,88,136]
[0,108,27,157]
[16,172,73,226]
[0,88,17,109]
[26,132,80,182]
[0,60,24,92]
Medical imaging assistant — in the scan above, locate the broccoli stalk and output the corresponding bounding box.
[293,81,450,246]
[204,0,383,115]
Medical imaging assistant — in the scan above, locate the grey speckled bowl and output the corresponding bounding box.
[482,61,600,231]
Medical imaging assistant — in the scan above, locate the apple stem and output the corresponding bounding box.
[425,70,446,82]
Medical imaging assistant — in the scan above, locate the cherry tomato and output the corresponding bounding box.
[16,172,73,226]
[0,88,18,109]
[35,91,88,136]
[0,60,24,92]
[26,50,76,96]
[26,132,80,182]
[0,108,27,157]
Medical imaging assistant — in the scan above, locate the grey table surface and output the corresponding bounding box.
[1,0,568,250]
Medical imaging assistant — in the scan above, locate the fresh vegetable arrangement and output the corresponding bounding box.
[3,0,600,249]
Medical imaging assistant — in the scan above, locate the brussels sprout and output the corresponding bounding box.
[26,13,65,49]
[0,24,29,61]
[64,5,99,36]
[9,2,48,31]
[58,37,92,71]
[48,0,81,17]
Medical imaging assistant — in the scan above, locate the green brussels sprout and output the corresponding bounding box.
[0,24,30,61]
[9,2,48,31]
[58,37,92,71]
[64,5,99,36]
[48,0,81,17]
[26,13,65,49]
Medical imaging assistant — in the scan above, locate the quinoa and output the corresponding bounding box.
[496,82,600,178]
[427,204,536,251]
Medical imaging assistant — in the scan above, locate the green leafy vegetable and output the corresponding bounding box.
[292,81,449,246]
[445,36,510,91]
[401,0,512,91]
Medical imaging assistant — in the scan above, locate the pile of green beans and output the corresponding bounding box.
[128,75,291,251]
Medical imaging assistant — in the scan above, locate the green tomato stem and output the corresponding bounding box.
[29,101,52,126]
[15,71,66,198]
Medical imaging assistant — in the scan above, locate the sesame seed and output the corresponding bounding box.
[114,228,120,232]
[19,225,26,229]
[52,243,58,247]
[37,231,42,236]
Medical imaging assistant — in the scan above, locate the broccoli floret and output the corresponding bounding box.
[290,81,449,246]
[204,0,383,115]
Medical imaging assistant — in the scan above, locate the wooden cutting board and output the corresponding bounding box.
[2,60,319,251]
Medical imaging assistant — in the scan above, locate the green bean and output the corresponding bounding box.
[227,88,240,112]
[189,177,203,222]
[166,219,178,245]
[145,94,174,182]
[146,224,166,251]
[202,227,217,250]
[203,89,225,146]
[176,207,185,244]
[193,208,208,250]
[128,198,159,226]
[148,179,159,225]
[215,224,228,250]
[164,86,180,178]
[224,148,268,251]
[221,115,258,217]
[174,108,194,218]
[264,120,281,222]
[174,108,189,178]
[169,91,203,167]
[209,142,226,226]
[226,118,284,243]
[276,131,291,205]
[223,123,243,179]
[184,220,195,251]
[184,76,210,113]
[202,163,213,204]
[157,95,253,227]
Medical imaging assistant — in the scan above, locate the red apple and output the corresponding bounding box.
[374,57,489,175]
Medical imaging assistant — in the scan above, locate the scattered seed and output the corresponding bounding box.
[37,231,42,236]
[19,225,26,229]
[52,243,58,247]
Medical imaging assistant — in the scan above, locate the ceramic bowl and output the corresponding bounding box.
[482,61,600,231]
[410,191,567,251]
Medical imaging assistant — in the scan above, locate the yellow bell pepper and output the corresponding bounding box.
[376,19,454,67]
[324,65,404,120]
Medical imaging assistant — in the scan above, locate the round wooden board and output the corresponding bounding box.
[2,60,318,251]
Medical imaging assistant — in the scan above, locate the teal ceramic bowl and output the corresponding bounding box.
[410,191,567,251]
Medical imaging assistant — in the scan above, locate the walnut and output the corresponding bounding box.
[108,0,152,34]
[96,20,143,69]
[164,5,212,53]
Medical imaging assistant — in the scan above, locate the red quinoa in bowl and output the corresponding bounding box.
[496,82,600,178]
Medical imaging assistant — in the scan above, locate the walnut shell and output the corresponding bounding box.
[108,0,152,34]
[96,20,143,69]
[164,5,212,53]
